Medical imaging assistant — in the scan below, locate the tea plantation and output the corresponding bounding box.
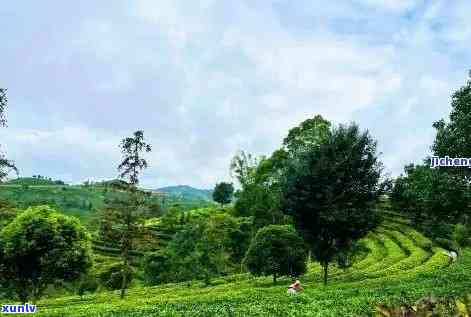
[35,211,471,317]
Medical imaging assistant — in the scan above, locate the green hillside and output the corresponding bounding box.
[0,185,103,226]
[4,176,66,186]
[156,185,213,202]
[0,183,214,228]
[35,210,471,316]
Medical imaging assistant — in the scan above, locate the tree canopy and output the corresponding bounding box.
[391,163,470,240]
[212,182,234,206]
[0,206,92,302]
[232,116,332,229]
[282,123,383,285]
[243,225,307,284]
[118,130,152,186]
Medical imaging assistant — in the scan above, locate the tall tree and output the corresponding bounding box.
[282,123,383,285]
[0,88,17,181]
[102,130,152,299]
[118,130,152,186]
[212,182,234,206]
[432,72,471,177]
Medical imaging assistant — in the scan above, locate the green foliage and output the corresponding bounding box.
[453,224,471,248]
[232,116,332,230]
[0,206,92,302]
[142,251,171,286]
[77,274,99,298]
[335,241,369,270]
[212,182,234,206]
[34,228,471,317]
[282,123,383,285]
[118,130,152,186]
[0,200,19,227]
[391,164,470,240]
[435,238,460,253]
[233,181,287,228]
[98,263,133,291]
[0,185,104,226]
[377,295,471,317]
[99,192,150,297]
[230,150,259,188]
[432,74,471,177]
[282,114,331,156]
[244,225,308,283]
[99,130,152,299]
[144,219,230,286]
[143,207,252,286]
[231,150,289,228]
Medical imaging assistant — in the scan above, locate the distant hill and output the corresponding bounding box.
[4,177,66,186]
[155,185,213,201]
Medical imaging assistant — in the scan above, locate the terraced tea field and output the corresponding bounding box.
[35,211,471,316]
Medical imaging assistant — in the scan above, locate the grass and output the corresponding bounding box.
[32,218,471,317]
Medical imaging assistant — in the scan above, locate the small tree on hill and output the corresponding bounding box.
[282,123,383,285]
[243,225,308,284]
[0,206,92,303]
[213,182,234,206]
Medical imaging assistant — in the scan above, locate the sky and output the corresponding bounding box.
[0,0,470,189]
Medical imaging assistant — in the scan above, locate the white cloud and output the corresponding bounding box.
[355,0,417,13]
[2,0,471,188]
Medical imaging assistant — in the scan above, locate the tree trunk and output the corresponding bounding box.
[323,263,329,286]
[273,272,277,284]
[120,251,129,299]
[18,290,27,305]
[120,263,127,298]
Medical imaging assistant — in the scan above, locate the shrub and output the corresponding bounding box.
[244,225,307,283]
[77,274,99,298]
[98,263,133,290]
[452,224,471,248]
[435,238,460,253]
[142,251,171,285]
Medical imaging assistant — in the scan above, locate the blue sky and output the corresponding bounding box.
[0,0,470,189]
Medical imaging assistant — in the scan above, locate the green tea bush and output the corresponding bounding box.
[453,223,471,248]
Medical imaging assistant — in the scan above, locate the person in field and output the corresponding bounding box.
[287,280,303,295]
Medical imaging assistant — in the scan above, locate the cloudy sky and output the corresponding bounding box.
[1,1,470,189]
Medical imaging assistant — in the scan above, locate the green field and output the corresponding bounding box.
[34,213,471,316]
